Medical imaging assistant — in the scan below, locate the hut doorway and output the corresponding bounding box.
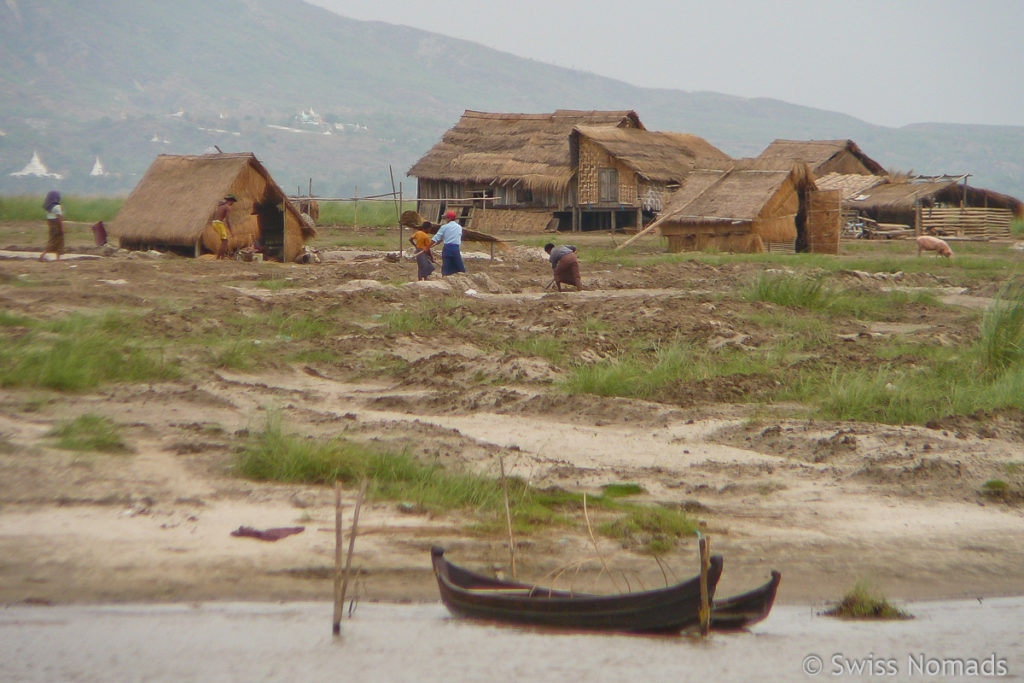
[255,197,285,261]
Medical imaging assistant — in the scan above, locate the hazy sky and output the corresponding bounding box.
[306,0,1023,128]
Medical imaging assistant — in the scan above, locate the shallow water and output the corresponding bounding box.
[2,598,1021,682]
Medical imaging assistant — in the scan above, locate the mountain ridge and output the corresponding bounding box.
[1,0,1021,199]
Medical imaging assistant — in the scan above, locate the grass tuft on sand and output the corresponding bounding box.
[47,414,131,453]
[822,580,913,620]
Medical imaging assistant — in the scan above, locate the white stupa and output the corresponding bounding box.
[11,150,62,179]
[89,156,109,176]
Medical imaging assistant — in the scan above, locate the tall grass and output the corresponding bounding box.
[0,195,124,222]
[978,284,1024,371]
[0,311,179,390]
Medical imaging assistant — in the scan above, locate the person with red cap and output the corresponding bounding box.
[431,209,466,276]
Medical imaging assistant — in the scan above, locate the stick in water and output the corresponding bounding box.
[339,479,368,617]
[332,481,344,636]
[499,456,517,579]
[698,534,711,636]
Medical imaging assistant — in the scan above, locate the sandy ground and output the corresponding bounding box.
[1,230,1023,607]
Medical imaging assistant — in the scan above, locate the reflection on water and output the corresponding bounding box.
[2,598,1022,682]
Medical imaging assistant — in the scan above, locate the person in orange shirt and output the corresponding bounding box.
[409,224,435,280]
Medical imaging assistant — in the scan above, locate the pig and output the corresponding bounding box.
[916,235,953,259]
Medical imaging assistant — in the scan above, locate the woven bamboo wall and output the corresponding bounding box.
[577,139,637,206]
[920,207,1013,238]
[806,190,841,254]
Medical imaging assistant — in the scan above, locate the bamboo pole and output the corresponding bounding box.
[698,534,711,636]
[499,456,517,579]
[389,167,402,259]
[339,478,368,618]
[332,482,344,636]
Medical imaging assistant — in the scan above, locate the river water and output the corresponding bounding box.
[2,598,1021,682]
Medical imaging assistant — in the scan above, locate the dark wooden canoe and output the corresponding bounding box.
[710,569,781,630]
[430,546,723,634]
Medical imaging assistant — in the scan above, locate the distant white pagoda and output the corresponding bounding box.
[89,156,109,176]
[11,150,62,179]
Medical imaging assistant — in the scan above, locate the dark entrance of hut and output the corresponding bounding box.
[577,209,639,232]
[254,197,285,261]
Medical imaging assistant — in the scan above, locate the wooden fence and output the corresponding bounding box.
[919,207,1014,239]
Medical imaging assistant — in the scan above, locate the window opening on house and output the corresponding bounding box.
[599,168,619,203]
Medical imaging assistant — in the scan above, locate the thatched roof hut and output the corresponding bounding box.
[571,126,730,184]
[409,110,643,192]
[408,110,644,225]
[758,139,886,176]
[110,153,314,261]
[845,175,1023,217]
[648,160,839,253]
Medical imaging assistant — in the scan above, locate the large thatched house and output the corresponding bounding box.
[408,110,645,232]
[569,125,731,231]
[647,160,841,254]
[758,139,885,177]
[110,153,314,261]
[407,109,734,233]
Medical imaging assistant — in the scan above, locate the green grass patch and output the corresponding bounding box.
[255,277,303,290]
[47,414,131,453]
[316,201,417,227]
[377,301,474,334]
[0,311,180,391]
[822,580,913,620]
[600,483,647,498]
[0,195,124,222]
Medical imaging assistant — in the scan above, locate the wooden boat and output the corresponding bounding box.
[430,546,723,634]
[710,569,782,630]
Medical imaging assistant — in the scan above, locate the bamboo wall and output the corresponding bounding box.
[805,189,841,254]
[576,139,638,206]
[919,206,1013,238]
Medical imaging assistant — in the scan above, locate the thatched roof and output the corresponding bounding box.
[111,153,310,245]
[846,176,1024,216]
[649,160,815,227]
[815,172,889,200]
[758,139,886,175]
[571,126,730,183]
[408,110,643,192]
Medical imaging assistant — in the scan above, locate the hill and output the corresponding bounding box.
[1,0,1021,199]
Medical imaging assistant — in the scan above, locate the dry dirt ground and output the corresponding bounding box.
[1,228,1023,608]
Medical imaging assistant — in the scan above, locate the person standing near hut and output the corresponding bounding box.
[40,190,64,261]
[409,224,435,280]
[431,210,466,276]
[212,194,237,260]
[544,242,583,291]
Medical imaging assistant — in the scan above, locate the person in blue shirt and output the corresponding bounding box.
[431,210,466,276]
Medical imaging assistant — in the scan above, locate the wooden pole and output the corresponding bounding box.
[390,166,402,259]
[339,478,368,617]
[353,186,358,229]
[332,481,344,636]
[698,534,711,636]
[499,456,517,579]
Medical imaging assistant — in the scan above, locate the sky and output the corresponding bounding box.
[306,0,1024,129]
